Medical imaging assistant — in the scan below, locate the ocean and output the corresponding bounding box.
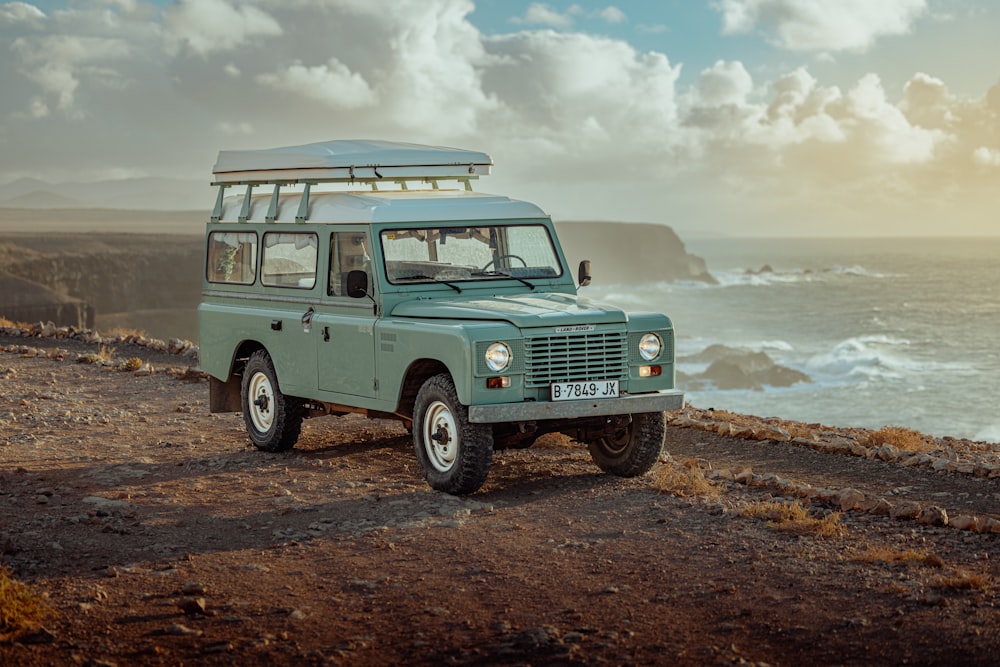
[586,236,1000,443]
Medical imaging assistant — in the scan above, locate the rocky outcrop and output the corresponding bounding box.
[5,246,201,315]
[554,221,715,285]
[0,270,94,328]
[679,344,810,391]
[0,234,201,336]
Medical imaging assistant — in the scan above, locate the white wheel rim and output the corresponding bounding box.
[248,371,275,433]
[423,400,458,472]
[602,424,633,455]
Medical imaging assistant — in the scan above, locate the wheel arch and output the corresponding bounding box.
[395,358,451,419]
[208,339,268,414]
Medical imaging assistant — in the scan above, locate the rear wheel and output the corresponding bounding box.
[586,412,665,477]
[413,374,493,495]
[241,350,303,452]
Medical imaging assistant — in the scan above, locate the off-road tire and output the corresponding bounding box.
[587,412,665,477]
[241,350,304,452]
[413,374,494,495]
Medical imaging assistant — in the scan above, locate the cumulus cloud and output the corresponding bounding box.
[256,58,376,110]
[972,147,1000,166]
[598,7,626,24]
[164,0,282,56]
[716,0,927,52]
[0,1,45,24]
[10,34,133,112]
[511,2,574,28]
[482,31,682,158]
[510,3,627,28]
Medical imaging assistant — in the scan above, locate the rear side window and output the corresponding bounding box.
[207,232,257,284]
[262,232,318,289]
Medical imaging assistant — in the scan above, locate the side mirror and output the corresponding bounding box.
[346,270,369,298]
[577,260,592,287]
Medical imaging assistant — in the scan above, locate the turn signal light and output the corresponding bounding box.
[639,365,662,377]
[487,376,511,389]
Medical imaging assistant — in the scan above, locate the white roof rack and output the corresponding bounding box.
[210,140,495,223]
[211,139,492,185]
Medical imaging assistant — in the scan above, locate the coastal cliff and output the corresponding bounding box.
[555,221,716,285]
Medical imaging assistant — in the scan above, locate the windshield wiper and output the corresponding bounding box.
[472,270,535,290]
[402,274,463,293]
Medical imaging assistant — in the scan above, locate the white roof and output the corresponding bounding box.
[212,139,492,184]
[215,189,547,224]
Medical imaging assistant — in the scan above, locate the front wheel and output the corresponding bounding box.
[413,374,494,494]
[241,350,304,452]
[586,412,665,477]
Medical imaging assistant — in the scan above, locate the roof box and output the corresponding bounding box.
[212,139,493,185]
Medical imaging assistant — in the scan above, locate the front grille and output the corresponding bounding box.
[524,331,627,387]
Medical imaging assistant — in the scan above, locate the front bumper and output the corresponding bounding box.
[467,390,684,424]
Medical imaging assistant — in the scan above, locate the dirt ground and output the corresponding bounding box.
[1,331,998,666]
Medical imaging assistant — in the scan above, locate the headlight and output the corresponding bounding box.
[485,342,512,372]
[638,333,662,361]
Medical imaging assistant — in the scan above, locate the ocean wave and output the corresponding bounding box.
[973,424,1000,445]
[805,335,972,381]
[683,265,896,289]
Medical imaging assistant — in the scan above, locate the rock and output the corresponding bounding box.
[163,624,202,636]
[877,445,900,462]
[890,501,921,520]
[918,506,948,526]
[849,444,868,457]
[182,582,207,595]
[870,498,893,516]
[179,597,207,615]
[948,515,978,531]
[837,488,865,512]
[931,458,949,472]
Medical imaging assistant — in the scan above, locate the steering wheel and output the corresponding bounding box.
[480,254,527,272]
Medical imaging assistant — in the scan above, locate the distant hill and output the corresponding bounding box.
[2,190,89,209]
[0,176,206,211]
[0,207,204,235]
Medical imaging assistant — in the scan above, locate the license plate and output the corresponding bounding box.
[550,380,619,402]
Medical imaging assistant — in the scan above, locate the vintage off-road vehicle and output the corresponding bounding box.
[199,140,683,494]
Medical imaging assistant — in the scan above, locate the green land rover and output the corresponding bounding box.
[199,140,684,494]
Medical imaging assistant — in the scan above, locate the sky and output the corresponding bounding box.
[1,0,999,237]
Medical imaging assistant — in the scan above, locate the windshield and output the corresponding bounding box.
[380,224,562,285]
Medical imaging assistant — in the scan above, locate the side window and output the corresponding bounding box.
[261,232,318,289]
[207,232,257,284]
[328,231,371,297]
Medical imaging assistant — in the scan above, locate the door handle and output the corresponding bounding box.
[301,306,315,332]
[322,326,330,342]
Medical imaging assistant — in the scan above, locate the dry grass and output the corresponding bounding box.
[106,326,149,339]
[650,460,720,497]
[854,546,941,566]
[77,345,116,365]
[0,567,52,640]
[861,425,936,453]
[740,500,845,537]
[853,546,943,567]
[933,570,993,591]
[116,357,143,372]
